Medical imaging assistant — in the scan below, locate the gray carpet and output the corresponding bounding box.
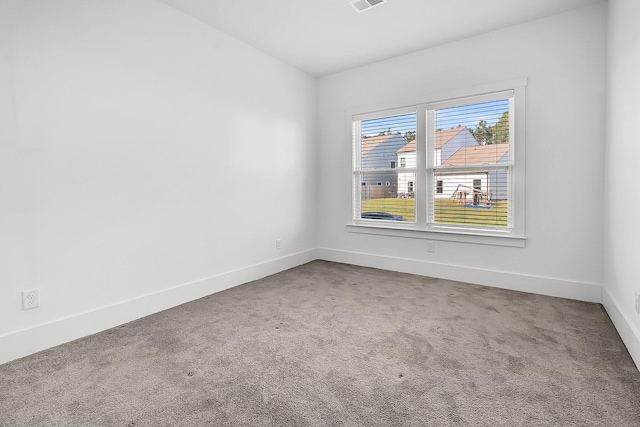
[1,260,639,426]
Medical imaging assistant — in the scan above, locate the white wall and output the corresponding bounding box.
[2,0,628,368]
[317,4,606,300]
[603,0,640,368]
[0,0,317,364]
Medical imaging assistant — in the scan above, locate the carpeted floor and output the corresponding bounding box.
[1,260,639,426]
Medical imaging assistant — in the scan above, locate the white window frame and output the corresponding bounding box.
[349,79,527,247]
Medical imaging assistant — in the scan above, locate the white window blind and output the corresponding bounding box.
[429,94,513,230]
[353,108,416,222]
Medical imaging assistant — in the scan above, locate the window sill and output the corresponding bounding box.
[346,223,526,247]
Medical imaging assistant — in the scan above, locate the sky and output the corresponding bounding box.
[436,99,509,131]
[361,99,509,137]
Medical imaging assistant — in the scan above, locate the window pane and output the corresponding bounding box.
[431,97,511,229]
[361,113,416,170]
[358,112,416,222]
[361,172,415,222]
[433,171,509,227]
[434,99,510,167]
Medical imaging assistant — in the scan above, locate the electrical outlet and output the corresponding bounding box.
[276,239,282,250]
[427,241,435,253]
[635,292,640,314]
[22,289,40,310]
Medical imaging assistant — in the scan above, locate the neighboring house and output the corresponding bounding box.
[396,139,418,197]
[438,143,510,202]
[361,133,408,199]
[396,126,479,196]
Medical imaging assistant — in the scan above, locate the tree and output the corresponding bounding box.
[378,128,393,136]
[470,111,509,145]
[494,111,509,144]
[403,130,416,142]
[471,120,495,145]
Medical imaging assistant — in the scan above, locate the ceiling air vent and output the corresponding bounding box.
[349,0,387,13]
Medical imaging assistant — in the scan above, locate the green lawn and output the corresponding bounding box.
[433,199,508,227]
[362,198,416,222]
[361,198,508,227]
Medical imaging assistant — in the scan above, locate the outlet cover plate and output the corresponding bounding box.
[22,289,40,310]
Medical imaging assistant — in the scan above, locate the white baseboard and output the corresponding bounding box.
[0,249,317,365]
[601,287,640,371]
[2,248,614,367]
[316,247,602,303]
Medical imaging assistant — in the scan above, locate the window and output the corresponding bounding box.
[430,94,512,229]
[351,80,526,244]
[353,107,416,222]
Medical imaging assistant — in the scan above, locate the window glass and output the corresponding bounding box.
[431,98,511,228]
[355,112,416,222]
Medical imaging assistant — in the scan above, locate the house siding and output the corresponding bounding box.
[361,134,407,195]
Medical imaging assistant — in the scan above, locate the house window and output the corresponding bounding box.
[353,107,417,222]
[352,80,526,243]
[430,94,512,228]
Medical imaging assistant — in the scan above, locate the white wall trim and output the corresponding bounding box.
[602,287,640,371]
[346,224,527,247]
[0,249,317,365]
[317,247,602,303]
[3,248,617,367]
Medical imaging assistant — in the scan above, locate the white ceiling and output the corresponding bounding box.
[157,0,604,77]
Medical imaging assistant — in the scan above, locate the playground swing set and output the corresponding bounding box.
[450,184,494,209]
